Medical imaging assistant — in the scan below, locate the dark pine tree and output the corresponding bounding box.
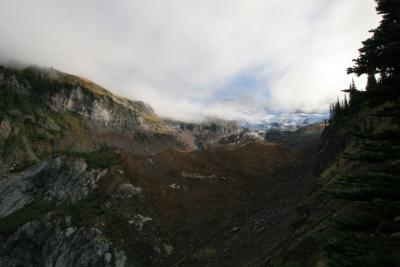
[342,79,358,106]
[347,0,400,80]
[344,94,349,109]
[350,78,357,91]
[334,97,342,118]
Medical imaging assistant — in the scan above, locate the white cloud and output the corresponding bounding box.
[0,0,379,121]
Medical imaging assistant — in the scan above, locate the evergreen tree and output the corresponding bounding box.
[350,78,357,91]
[334,97,342,118]
[347,0,400,79]
[345,79,358,105]
[344,94,349,109]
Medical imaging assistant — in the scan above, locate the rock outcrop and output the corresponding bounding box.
[1,216,127,267]
[0,156,105,218]
[167,119,243,149]
[0,66,189,157]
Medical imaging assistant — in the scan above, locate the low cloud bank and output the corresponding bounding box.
[0,0,379,122]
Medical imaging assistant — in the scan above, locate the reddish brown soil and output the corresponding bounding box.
[101,143,317,266]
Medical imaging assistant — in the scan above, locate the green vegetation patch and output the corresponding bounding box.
[0,201,54,235]
[55,191,114,227]
[86,149,118,170]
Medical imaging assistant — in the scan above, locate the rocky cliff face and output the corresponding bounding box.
[2,218,127,267]
[0,66,191,169]
[167,119,244,149]
[267,86,400,267]
[0,154,128,267]
[0,156,105,218]
[264,124,325,152]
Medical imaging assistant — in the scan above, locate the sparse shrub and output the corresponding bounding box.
[86,149,118,170]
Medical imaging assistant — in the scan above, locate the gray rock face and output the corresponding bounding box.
[0,217,127,267]
[265,124,324,151]
[218,130,266,146]
[50,86,158,133]
[0,153,126,266]
[45,83,189,154]
[113,183,143,199]
[0,67,189,154]
[0,156,104,218]
[0,152,127,266]
[168,120,243,149]
[178,120,242,136]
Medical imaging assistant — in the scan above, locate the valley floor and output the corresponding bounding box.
[0,141,319,267]
[96,143,319,266]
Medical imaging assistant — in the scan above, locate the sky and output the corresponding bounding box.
[0,0,380,122]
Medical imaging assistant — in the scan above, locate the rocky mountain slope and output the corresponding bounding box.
[0,65,264,174]
[267,81,400,267]
[0,65,321,266]
[0,65,193,171]
[166,119,244,149]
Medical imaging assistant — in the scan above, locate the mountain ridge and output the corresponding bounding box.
[0,65,254,168]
